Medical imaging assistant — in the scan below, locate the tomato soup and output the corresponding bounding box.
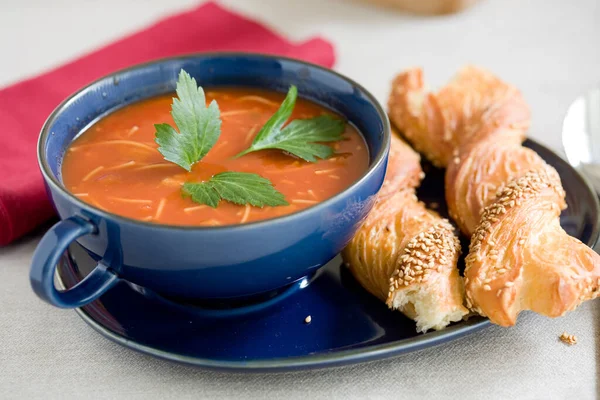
[61,88,369,226]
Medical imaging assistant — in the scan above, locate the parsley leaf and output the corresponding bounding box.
[234,86,345,162]
[154,70,222,171]
[182,172,288,208]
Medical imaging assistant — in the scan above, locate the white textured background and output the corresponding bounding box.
[1,0,599,398]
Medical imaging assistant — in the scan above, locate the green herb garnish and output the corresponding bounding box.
[155,70,222,172]
[182,172,288,208]
[154,69,287,209]
[234,85,345,162]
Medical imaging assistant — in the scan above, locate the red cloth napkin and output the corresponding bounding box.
[0,2,335,246]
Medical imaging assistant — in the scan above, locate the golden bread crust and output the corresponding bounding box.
[388,65,600,326]
[464,169,599,326]
[379,132,424,198]
[342,134,468,332]
[445,139,551,235]
[388,66,530,170]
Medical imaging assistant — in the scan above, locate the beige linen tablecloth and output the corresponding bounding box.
[1,0,599,398]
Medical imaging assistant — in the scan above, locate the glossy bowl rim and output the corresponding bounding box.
[38,52,391,232]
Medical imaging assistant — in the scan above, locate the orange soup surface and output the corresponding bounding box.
[62,88,369,226]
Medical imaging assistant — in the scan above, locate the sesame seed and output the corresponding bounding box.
[304,315,312,324]
[483,285,491,291]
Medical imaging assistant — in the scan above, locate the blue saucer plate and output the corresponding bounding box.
[56,139,599,371]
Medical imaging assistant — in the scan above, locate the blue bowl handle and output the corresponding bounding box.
[30,216,119,308]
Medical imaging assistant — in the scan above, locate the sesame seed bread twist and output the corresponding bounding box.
[342,134,468,333]
[388,66,600,326]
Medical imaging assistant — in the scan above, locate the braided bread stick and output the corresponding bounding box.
[342,133,468,333]
[388,66,600,326]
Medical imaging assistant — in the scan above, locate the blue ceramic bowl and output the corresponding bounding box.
[30,53,390,309]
